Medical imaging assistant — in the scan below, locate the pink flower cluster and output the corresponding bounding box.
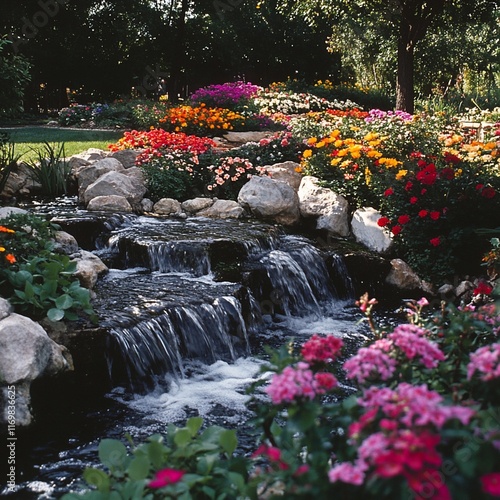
[265,362,337,405]
[148,468,185,488]
[467,343,500,381]
[300,334,343,364]
[329,383,475,498]
[343,324,445,385]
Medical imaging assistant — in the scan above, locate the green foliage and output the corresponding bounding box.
[0,131,21,193]
[26,142,71,198]
[0,39,31,118]
[62,417,255,500]
[0,213,96,322]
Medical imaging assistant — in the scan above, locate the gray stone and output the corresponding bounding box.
[0,207,28,219]
[197,199,244,219]
[351,207,393,254]
[141,198,154,212]
[456,280,474,297]
[385,259,422,290]
[122,166,145,184]
[153,198,182,215]
[438,284,455,296]
[84,171,146,205]
[223,131,272,144]
[109,149,141,169]
[262,161,303,191]
[181,197,215,214]
[87,195,133,213]
[298,176,349,237]
[77,157,125,202]
[53,230,79,255]
[71,148,108,163]
[0,298,13,320]
[238,176,300,226]
[72,250,108,289]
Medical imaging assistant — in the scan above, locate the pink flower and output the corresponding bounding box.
[148,468,185,488]
[344,346,397,384]
[481,472,500,496]
[328,462,365,485]
[301,334,343,364]
[467,343,500,381]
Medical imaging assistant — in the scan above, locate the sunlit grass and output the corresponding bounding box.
[2,127,124,161]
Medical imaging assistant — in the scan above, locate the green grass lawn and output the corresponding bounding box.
[2,127,124,161]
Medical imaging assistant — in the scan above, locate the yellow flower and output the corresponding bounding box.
[367,149,382,159]
[0,247,4,252]
[364,132,379,142]
[331,158,342,166]
[395,169,408,180]
[316,141,326,148]
[364,167,372,185]
[307,137,318,145]
[303,149,313,158]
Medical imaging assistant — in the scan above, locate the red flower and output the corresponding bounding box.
[474,282,493,296]
[429,211,440,220]
[391,225,402,236]
[384,187,394,196]
[481,473,500,496]
[482,187,496,199]
[416,164,437,185]
[410,197,418,204]
[398,214,410,225]
[405,181,413,191]
[148,468,185,489]
[418,210,428,218]
[430,237,441,247]
[417,159,427,168]
[439,167,455,180]
[476,183,484,191]
[421,188,427,195]
[443,152,460,165]
[377,217,391,227]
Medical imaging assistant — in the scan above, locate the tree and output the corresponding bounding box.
[275,0,500,113]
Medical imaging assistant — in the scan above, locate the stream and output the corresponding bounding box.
[1,208,372,499]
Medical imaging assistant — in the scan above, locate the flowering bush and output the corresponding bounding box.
[188,81,262,112]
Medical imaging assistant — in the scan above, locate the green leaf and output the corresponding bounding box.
[47,308,65,322]
[24,280,35,300]
[219,430,237,456]
[186,416,203,437]
[126,455,151,481]
[174,428,192,447]
[83,468,110,493]
[55,294,74,310]
[146,439,166,468]
[98,439,128,470]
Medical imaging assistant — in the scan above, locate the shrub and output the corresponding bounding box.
[188,81,262,112]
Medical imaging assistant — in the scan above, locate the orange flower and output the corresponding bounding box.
[5,254,16,264]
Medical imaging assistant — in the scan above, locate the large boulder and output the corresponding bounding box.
[351,207,393,254]
[197,199,244,219]
[262,161,303,191]
[238,176,300,226]
[0,206,28,219]
[153,198,183,216]
[109,149,141,169]
[181,197,215,214]
[87,195,133,213]
[83,170,146,206]
[76,157,125,202]
[298,176,349,237]
[0,307,73,426]
[70,148,108,163]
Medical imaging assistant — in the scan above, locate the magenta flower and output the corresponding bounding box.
[344,346,397,384]
[301,334,343,364]
[481,472,500,496]
[467,343,500,381]
[148,468,185,488]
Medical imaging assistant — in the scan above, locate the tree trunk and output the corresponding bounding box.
[396,24,414,113]
[168,0,189,103]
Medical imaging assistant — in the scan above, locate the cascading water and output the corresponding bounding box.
[2,212,368,499]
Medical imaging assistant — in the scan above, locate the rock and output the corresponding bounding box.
[122,166,145,184]
[385,259,423,290]
[351,207,393,254]
[456,280,474,298]
[238,176,300,226]
[438,284,455,297]
[53,230,79,254]
[298,176,349,237]
[68,156,91,172]
[0,298,13,320]
[197,199,244,219]
[262,161,303,190]
[109,149,141,169]
[71,148,108,163]
[223,131,272,144]
[0,206,28,219]
[72,250,108,289]
[84,171,146,205]
[76,157,125,202]
[181,197,215,214]
[87,195,133,213]
[153,198,182,215]
[0,313,73,426]
[141,198,154,212]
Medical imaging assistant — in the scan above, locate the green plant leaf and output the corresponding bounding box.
[98,439,128,470]
[47,308,65,322]
[55,294,74,310]
[83,468,110,493]
[186,416,203,437]
[146,439,167,469]
[126,455,151,481]
[174,428,192,448]
[219,430,237,456]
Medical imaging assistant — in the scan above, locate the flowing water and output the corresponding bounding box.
[1,211,370,499]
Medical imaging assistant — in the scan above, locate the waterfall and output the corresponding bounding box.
[94,217,355,391]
